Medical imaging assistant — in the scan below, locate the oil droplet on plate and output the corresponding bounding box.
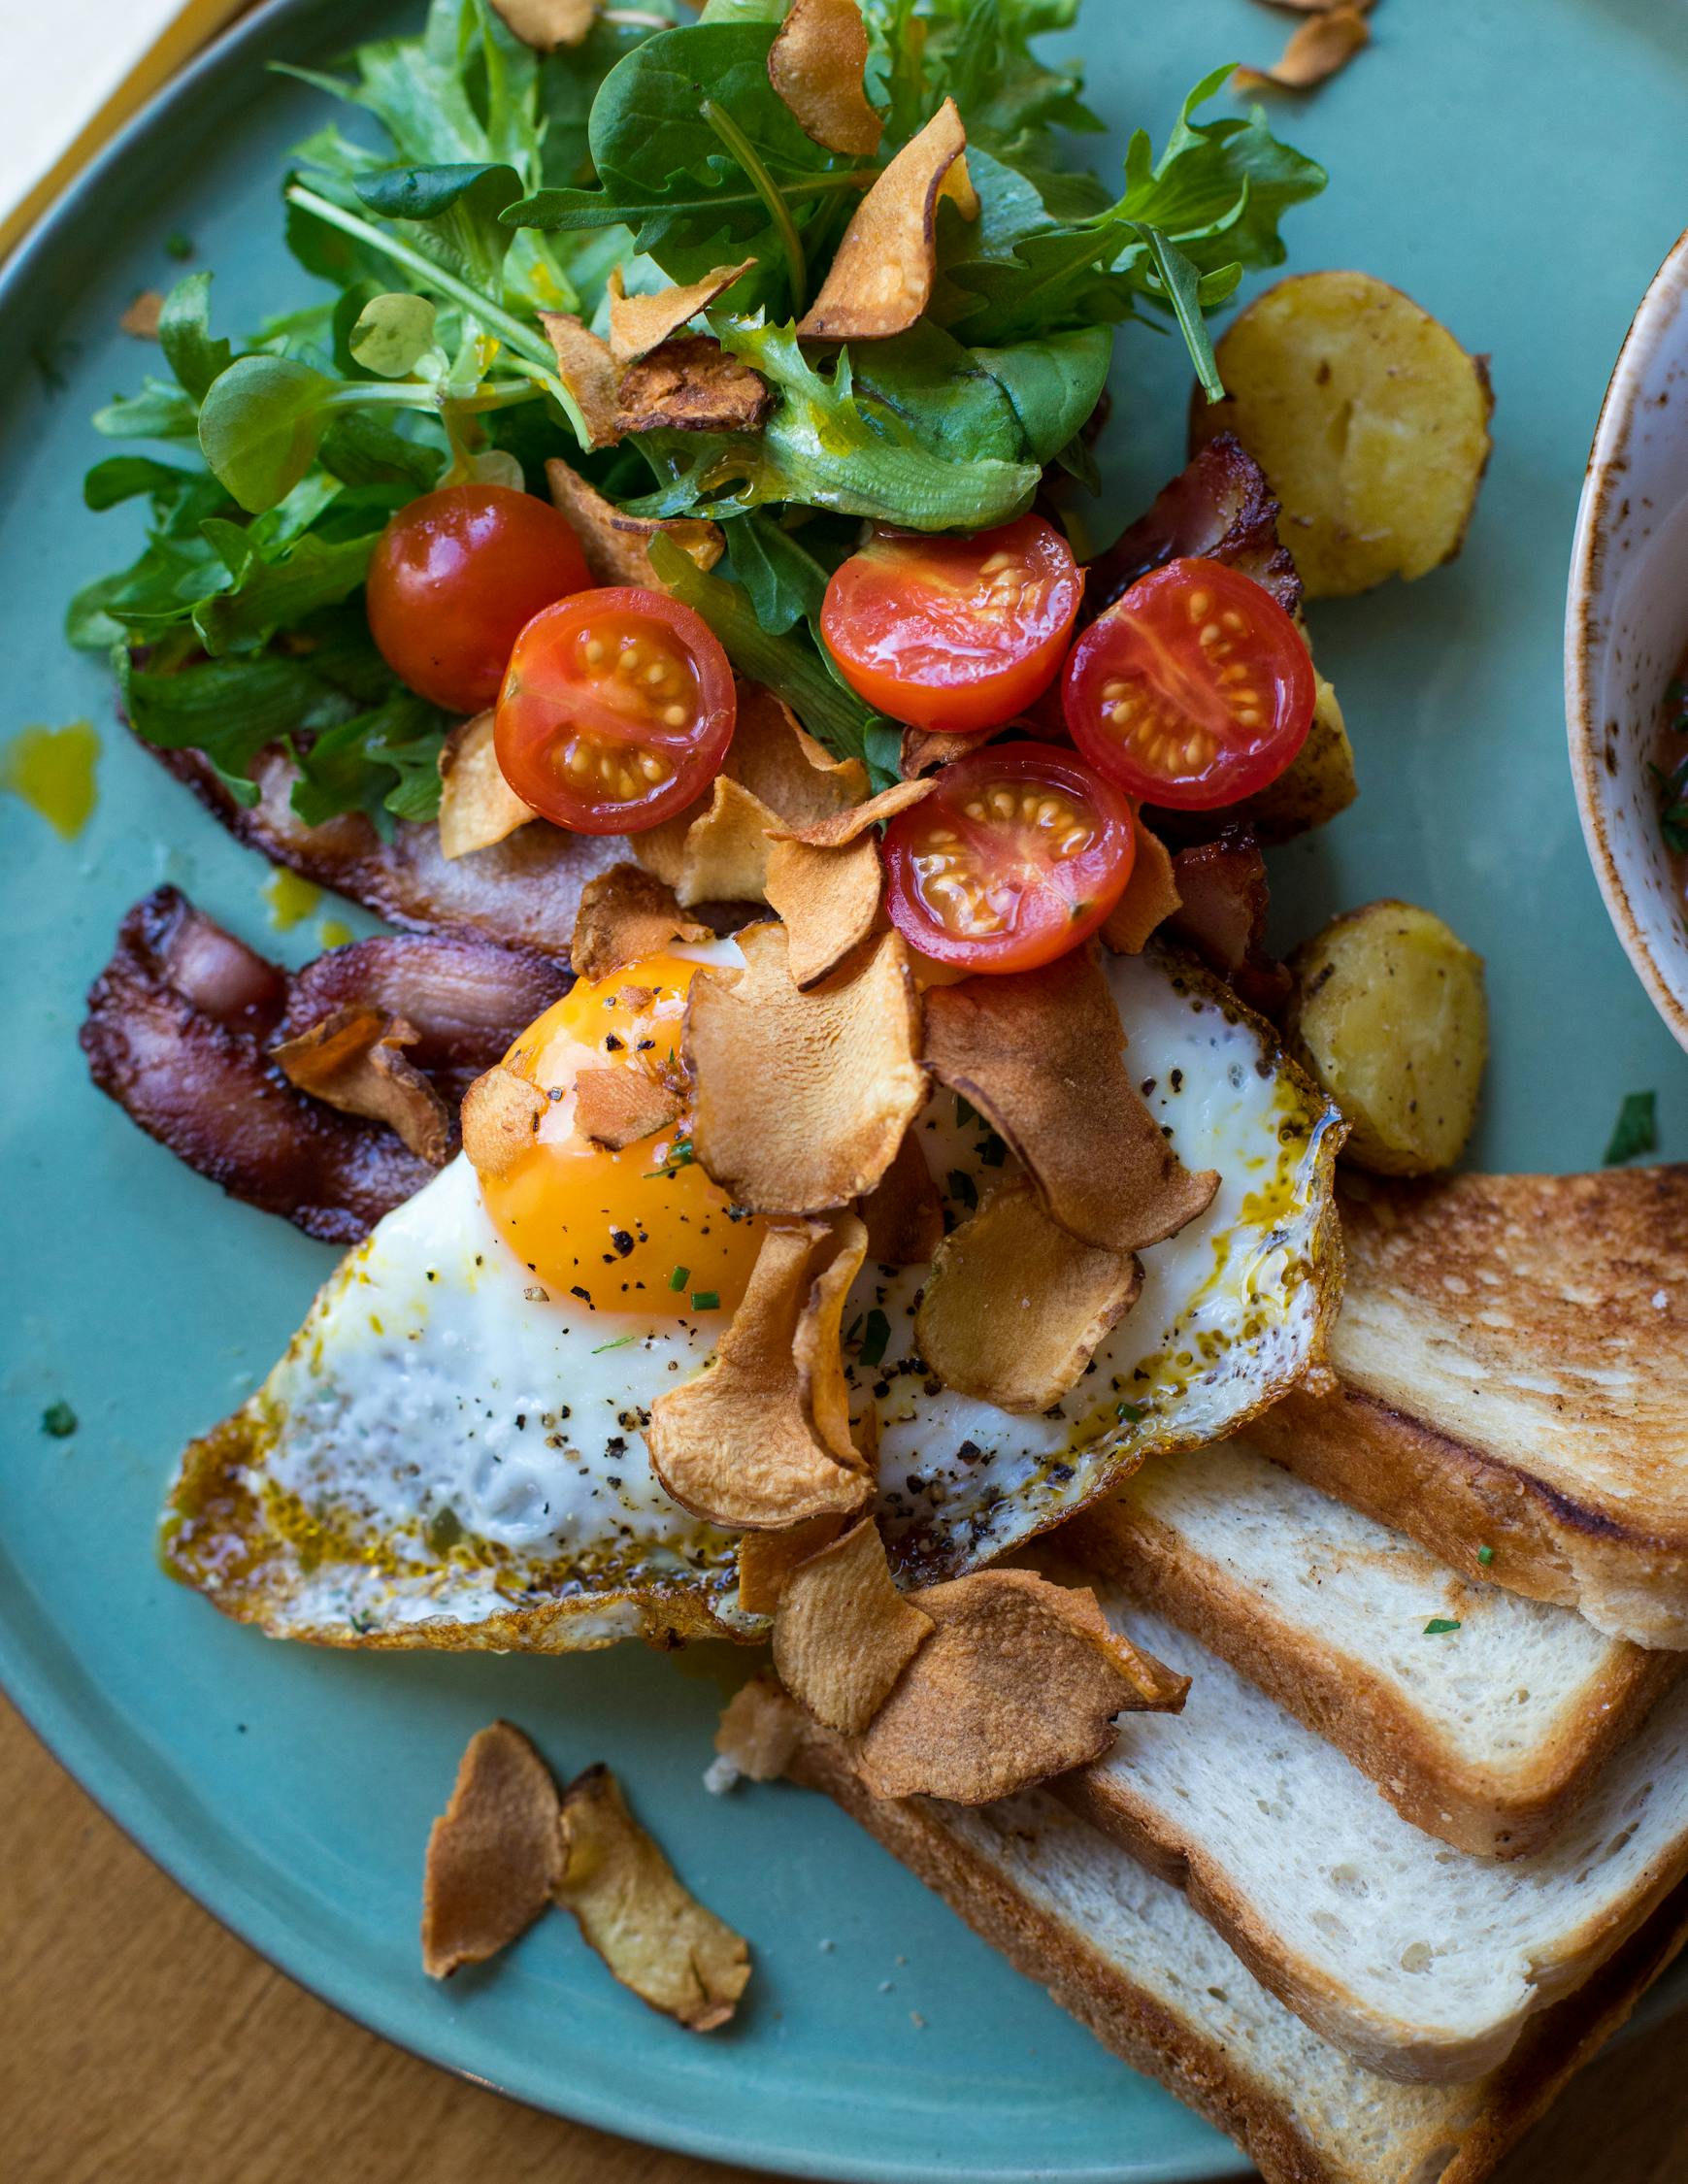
[1,722,100,839]
[318,917,354,948]
[263,867,322,930]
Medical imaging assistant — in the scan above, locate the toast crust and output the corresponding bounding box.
[1249,1168,1688,1649]
[1068,1481,1682,1859]
[777,1694,1688,2184]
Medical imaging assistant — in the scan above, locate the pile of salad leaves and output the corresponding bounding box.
[71,0,1323,830]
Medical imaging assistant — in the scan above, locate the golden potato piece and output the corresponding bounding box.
[1237,673,1357,844]
[1192,271,1493,599]
[1287,900,1487,1175]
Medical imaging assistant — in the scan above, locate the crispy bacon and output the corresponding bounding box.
[1084,434,1301,619]
[1167,831,1293,1020]
[81,889,572,1243]
[153,745,628,957]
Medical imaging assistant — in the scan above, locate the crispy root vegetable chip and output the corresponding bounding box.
[858,1127,943,1267]
[573,1068,683,1152]
[1101,813,1181,955]
[798,99,976,342]
[614,336,773,436]
[914,1175,1142,1412]
[538,312,622,447]
[438,709,536,860]
[490,0,596,48]
[421,1721,564,1978]
[923,948,1219,1252]
[646,1216,873,1529]
[609,260,756,364]
[461,1063,547,1180]
[900,724,977,778]
[570,863,712,984]
[1234,5,1370,90]
[767,0,882,157]
[728,683,868,821]
[686,922,926,1214]
[272,1004,450,1166]
[544,457,722,585]
[120,289,163,339]
[644,775,783,907]
[763,833,882,988]
[773,1518,935,1736]
[737,1511,846,1616]
[766,776,932,848]
[856,1570,1189,1804]
[554,1765,750,2030]
[714,1676,803,1782]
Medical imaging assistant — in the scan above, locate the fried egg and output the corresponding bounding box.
[164,943,1342,1650]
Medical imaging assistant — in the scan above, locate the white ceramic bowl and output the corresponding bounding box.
[1568,226,1688,1053]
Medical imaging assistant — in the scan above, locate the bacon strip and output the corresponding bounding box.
[1167,831,1292,1020]
[80,889,571,1242]
[1084,434,1301,618]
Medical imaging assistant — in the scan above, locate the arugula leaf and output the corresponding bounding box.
[119,648,338,802]
[83,454,203,513]
[721,512,833,635]
[192,527,379,656]
[354,160,522,293]
[970,325,1112,463]
[157,273,234,403]
[348,292,442,377]
[288,690,450,831]
[1605,1091,1659,1167]
[317,412,446,491]
[93,379,201,441]
[198,356,338,513]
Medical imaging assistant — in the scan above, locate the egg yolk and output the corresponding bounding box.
[480,950,765,1318]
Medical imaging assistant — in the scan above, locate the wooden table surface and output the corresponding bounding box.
[6,1695,1687,2184]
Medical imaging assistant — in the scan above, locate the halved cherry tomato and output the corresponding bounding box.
[1063,556,1314,810]
[367,483,592,713]
[880,743,1134,974]
[494,587,735,835]
[821,515,1083,735]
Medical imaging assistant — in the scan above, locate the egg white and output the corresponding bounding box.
[164,945,1341,1648]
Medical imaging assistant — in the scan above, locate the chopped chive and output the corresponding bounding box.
[668,1265,689,1291]
[41,1400,77,1439]
[947,1169,978,1210]
[1116,1401,1146,1424]
[593,1334,636,1353]
[643,1137,694,1179]
[1424,1617,1462,1636]
[845,1313,863,1343]
[691,1290,721,1312]
[978,1129,1007,1167]
[1604,1090,1657,1167]
[163,230,194,261]
[955,1094,978,1128]
[1477,1544,1495,1567]
[858,1308,891,1368]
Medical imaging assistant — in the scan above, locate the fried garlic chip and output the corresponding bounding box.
[120,289,163,339]
[461,1063,547,1181]
[570,863,712,984]
[272,1004,450,1166]
[798,99,976,342]
[1101,813,1181,955]
[609,260,756,364]
[714,1675,804,1783]
[763,834,882,988]
[490,0,596,49]
[923,947,1219,1252]
[686,922,926,1214]
[573,1068,683,1153]
[614,336,773,436]
[1234,5,1370,91]
[538,311,622,447]
[772,1518,935,1736]
[856,1570,1188,1804]
[421,1721,565,1978]
[767,0,882,156]
[737,1512,846,1617]
[544,457,723,586]
[858,1127,943,1268]
[646,1216,873,1529]
[914,1175,1143,1412]
[438,709,536,860]
[554,1766,750,2031]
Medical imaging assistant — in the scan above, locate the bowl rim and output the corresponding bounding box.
[1566,221,1688,1055]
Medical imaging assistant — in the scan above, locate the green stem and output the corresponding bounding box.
[285,184,556,373]
[323,379,544,414]
[699,98,808,316]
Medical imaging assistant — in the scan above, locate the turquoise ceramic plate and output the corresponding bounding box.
[4,1,1687,2175]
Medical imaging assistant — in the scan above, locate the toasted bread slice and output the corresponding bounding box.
[1065,1438,1681,1858]
[1246,1168,1688,1648]
[1059,1597,1688,2081]
[769,1697,1688,2184]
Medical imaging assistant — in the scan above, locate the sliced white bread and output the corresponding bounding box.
[1247,1169,1688,1648]
[1057,1595,1688,2081]
[768,1698,1688,2184]
[1063,1437,1680,1858]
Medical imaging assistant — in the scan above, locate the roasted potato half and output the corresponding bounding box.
[1192,272,1493,599]
[1287,901,1487,1175]
[1238,674,1356,844]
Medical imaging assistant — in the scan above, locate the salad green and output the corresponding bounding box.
[72,0,1322,830]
